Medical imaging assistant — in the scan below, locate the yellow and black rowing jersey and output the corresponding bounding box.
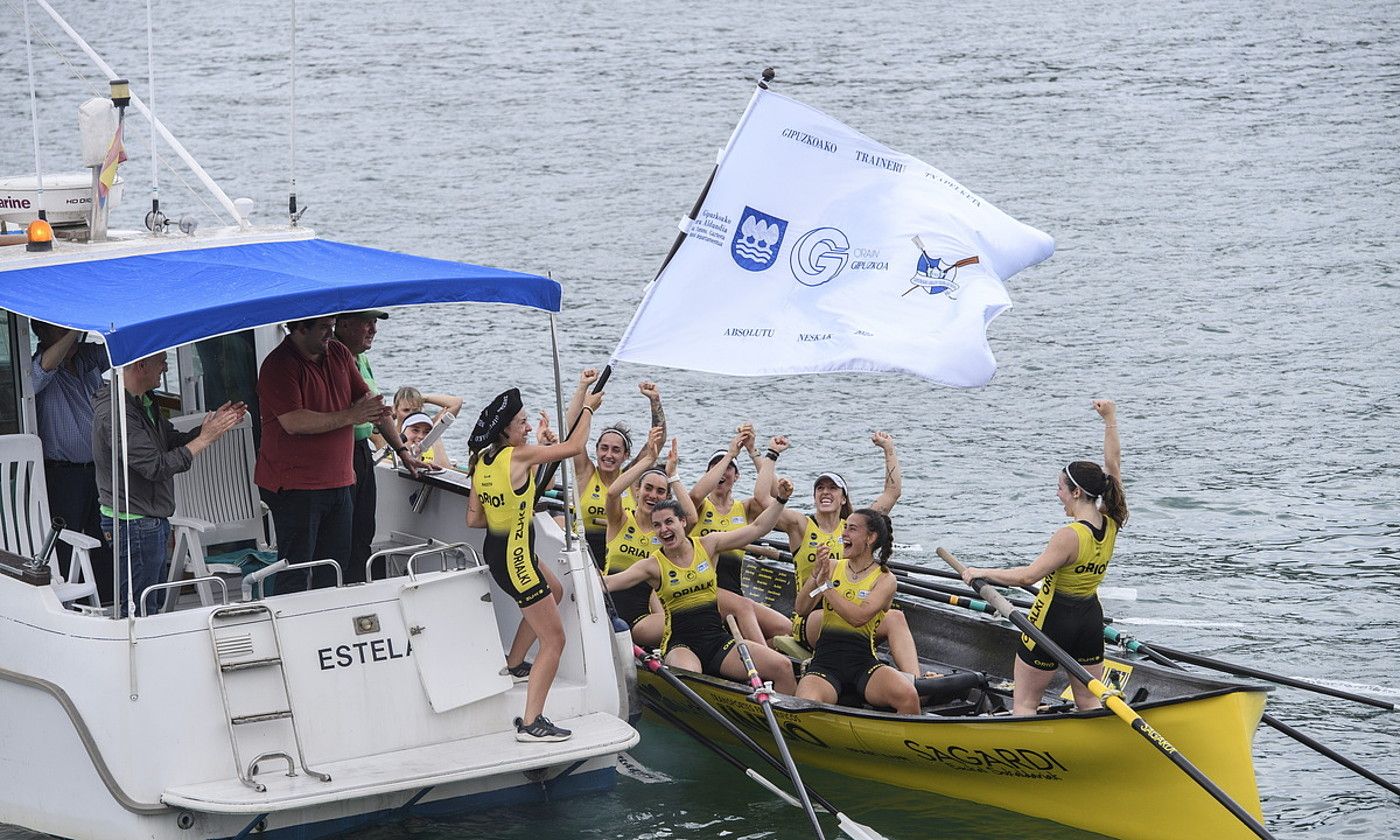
[655,538,719,646]
[473,446,549,607]
[696,497,747,563]
[605,508,661,574]
[1043,516,1118,598]
[579,469,635,534]
[820,557,886,652]
[792,514,846,590]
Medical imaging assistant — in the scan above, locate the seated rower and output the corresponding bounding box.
[604,482,800,694]
[690,426,792,639]
[603,426,690,647]
[570,374,664,571]
[760,432,921,675]
[796,510,920,715]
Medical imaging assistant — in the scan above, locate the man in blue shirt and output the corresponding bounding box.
[31,321,111,597]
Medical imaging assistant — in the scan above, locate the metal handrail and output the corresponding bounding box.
[241,560,287,602]
[257,559,343,598]
[0,666,166,813]
[244,751,297,792]
[405,541,470,581]
[139,576,228,616]
[364,541,432,583]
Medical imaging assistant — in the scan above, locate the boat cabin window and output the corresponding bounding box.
[193,332,260,441]
[0,313,22,435]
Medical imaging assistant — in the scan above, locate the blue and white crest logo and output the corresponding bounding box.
[731,207,788,272]
[904,235,979,299]
[789,227,850,287]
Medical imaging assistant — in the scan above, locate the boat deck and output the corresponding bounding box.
[161,712,637,814]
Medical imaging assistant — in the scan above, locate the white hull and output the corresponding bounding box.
[0,467,637,839]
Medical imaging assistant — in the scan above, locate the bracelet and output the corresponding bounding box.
[580,406,594,415]
[764,449,780,461]
[775,495,790,505]
[668,475,682,484]
[394,445,408,453]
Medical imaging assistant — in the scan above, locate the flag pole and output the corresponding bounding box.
[610,67,776,365]
[650,67,775,283]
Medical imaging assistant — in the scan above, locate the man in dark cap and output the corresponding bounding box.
[333,310,389,584]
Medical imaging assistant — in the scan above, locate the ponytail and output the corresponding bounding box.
[1065,460,1128,527]
[1101,472,1129,527]
[854,508,894,568]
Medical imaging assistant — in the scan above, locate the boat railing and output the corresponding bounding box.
[241,559,343,602]
[139,576,228,616]
[364,540,433,583]
[405,541,477,581]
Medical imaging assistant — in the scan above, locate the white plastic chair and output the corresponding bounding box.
[0,434,101,607]
[167,413,274,607]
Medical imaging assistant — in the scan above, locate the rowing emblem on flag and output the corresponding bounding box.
[730,206,788,272]
[904,235,979,299]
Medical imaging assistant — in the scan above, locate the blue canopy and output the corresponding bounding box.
[0,237,561,365]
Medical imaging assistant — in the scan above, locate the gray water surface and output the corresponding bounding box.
[3,0,1397,836]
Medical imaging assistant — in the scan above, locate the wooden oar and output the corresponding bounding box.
[939,547,1276,840]
[633,645,884,840]
[1102,625,1400,798]
[640,695,808,807]
[724,614,825,839]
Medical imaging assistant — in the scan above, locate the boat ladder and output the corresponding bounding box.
[207,604,332,792]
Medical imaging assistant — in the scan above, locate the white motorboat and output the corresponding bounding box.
[0,7,637,839]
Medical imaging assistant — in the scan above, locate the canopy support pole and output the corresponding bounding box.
[547,314,574,550]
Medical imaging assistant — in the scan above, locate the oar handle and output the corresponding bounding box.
[937,547,1015,616]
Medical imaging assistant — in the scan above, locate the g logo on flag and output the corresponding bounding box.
[731,207,788,272]
[789,227,850,287]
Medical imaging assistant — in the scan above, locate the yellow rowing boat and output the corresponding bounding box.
[636,559,1269,840]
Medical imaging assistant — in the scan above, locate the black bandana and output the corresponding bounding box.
[470,388,523,453]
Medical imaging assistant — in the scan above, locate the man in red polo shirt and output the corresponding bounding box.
[255,316,421,591]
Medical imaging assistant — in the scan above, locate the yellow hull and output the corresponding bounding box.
[638,670,1267,840]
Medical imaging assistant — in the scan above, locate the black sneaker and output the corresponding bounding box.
[501,661,532,683]
[515,715,572,743]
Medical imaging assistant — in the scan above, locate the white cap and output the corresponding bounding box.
[400,412,433,432]
[814,472,848,495]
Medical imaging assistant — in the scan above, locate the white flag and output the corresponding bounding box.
[612,88,1055,387]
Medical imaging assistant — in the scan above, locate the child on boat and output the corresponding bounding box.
[399,412,448,468]
[384,387,461,463]
[960,399,1125,715]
